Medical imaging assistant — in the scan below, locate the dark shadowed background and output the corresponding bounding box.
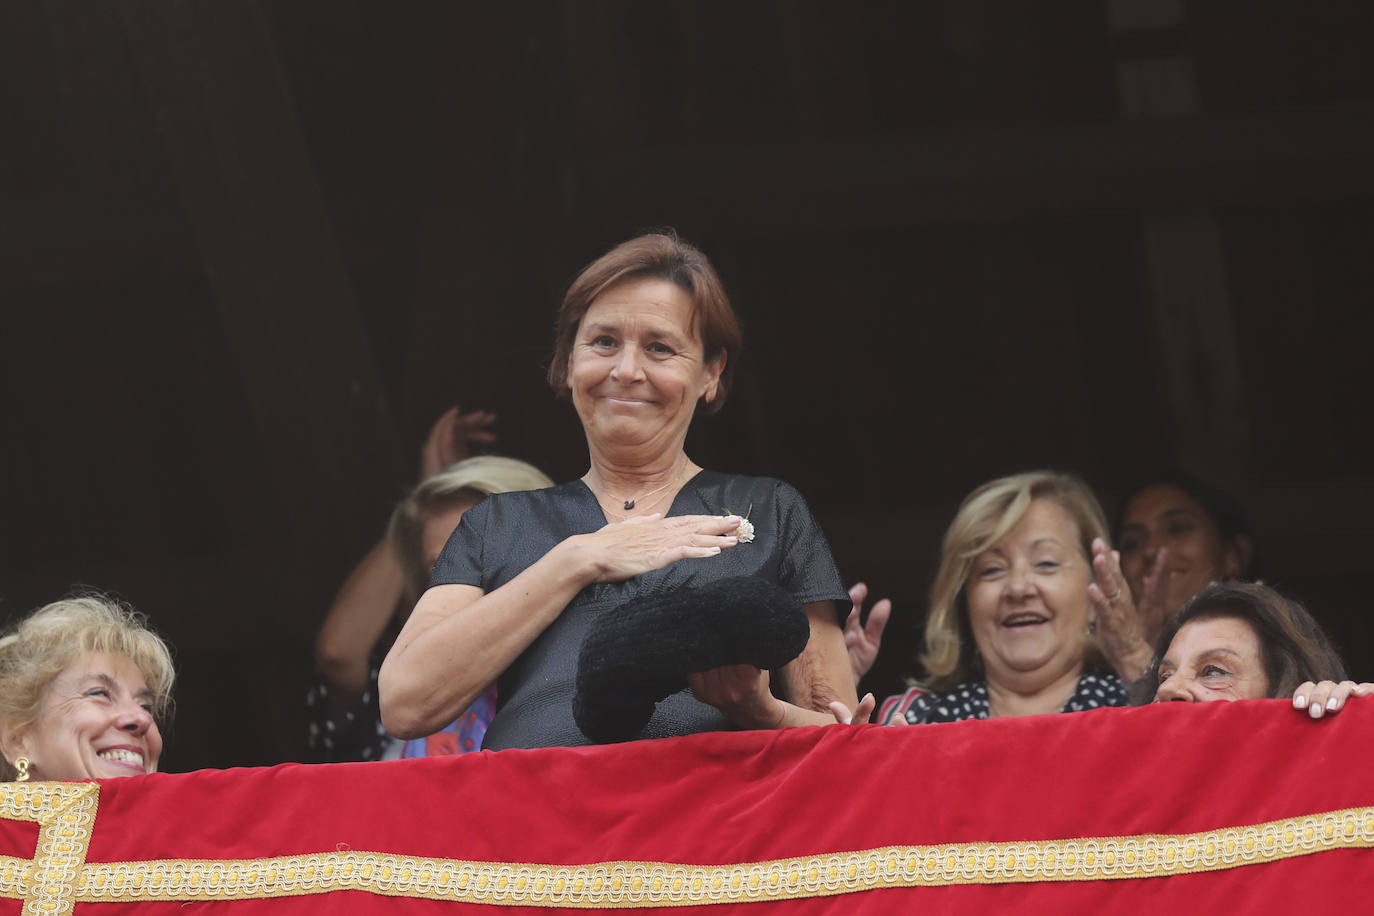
[3,0,1372,770]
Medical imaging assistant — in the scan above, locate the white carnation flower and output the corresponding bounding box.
[734,518,755,543]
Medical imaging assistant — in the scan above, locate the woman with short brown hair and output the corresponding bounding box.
[381,231,856,750]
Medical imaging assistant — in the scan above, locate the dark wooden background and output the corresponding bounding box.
[3,1,1371,771]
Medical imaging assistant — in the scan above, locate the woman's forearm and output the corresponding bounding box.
[315,538,406,703]
[705,681,859,731]
[378,537,595,738]
[1107,643,1154,685]
[381,513,746,738]
[782,603,860,715]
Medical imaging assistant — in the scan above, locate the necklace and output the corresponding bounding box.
[587,459,691,517]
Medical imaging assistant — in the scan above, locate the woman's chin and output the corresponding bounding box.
[587,420,673,451]
[986,646,1076,680]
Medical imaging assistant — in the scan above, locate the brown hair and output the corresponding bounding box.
[546,231,742,415]
[1116,468,1256,577]
[920,470,1111,692]
[1137,581,1348,704]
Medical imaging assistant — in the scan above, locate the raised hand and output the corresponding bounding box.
[1087,538,1154,683]
[1292,680,1374,719]
[1133,546,1172,645]
[843,583,891,681]
[420,405,499,480]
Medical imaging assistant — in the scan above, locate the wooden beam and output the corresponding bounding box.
[568,101,1374,231]
[117,0,402,551]
[777,3,874,139]
[1109,1,1252,480]
[13,99,1373,253]
[559,0,637,156]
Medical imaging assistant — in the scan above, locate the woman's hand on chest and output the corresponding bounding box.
[573,513,744,584]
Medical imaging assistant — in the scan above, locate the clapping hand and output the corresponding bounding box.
[1087,538,1156,683]
[843,582,891,681]
[420,405,499,480]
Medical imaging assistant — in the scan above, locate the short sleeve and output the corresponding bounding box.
[773,482,848,623]
[428,497,491,589]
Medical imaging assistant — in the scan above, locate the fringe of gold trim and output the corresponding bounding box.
[2,782,1372,909]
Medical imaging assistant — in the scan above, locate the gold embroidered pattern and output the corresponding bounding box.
[0,782,98,916]
[0,783,86,826]
[1,855,31,901]
[1,782,1371,909]
[68,808,1374,906]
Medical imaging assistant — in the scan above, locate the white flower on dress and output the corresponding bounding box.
[723,504,755,543]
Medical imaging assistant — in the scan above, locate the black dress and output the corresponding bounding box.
[429,470,850,750]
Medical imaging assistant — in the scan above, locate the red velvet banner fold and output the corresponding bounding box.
[2,699,1372,914]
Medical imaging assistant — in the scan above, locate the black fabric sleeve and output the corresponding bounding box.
[428,496,491,589]
[773,481,849,625]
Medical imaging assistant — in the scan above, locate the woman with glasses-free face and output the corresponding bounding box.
[15,652,162,780]
[1118,484,1245,629]
[1144,583,1372,720]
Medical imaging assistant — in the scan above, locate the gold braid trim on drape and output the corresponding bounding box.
[1,781,99,915]
[3,783,1372,909]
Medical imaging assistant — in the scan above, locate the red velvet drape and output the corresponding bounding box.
[2,700,1371,913]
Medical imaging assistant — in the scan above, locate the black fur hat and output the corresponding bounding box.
[573,576,810,743]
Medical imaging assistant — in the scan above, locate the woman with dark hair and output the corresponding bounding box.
[380,232,857,749]
[1086,470,1256,684]
[1144,581,1371,716]
[1119,470,1254,630]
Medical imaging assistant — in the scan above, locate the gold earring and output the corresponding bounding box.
[14,756,30,783]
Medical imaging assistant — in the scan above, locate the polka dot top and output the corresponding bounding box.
[878,670,1128,725]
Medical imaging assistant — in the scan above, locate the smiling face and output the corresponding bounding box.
[965,499,1093,689]
[567,277,724,459]
[1153,616,1270,703]
[14,651,162,781]
[1119,484,1239,616]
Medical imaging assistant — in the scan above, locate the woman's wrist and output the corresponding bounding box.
[724,691,786,730]
[1114,641,1154,683]
[555,535,606,589]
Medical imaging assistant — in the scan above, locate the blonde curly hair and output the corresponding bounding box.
[0,594,175,780]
